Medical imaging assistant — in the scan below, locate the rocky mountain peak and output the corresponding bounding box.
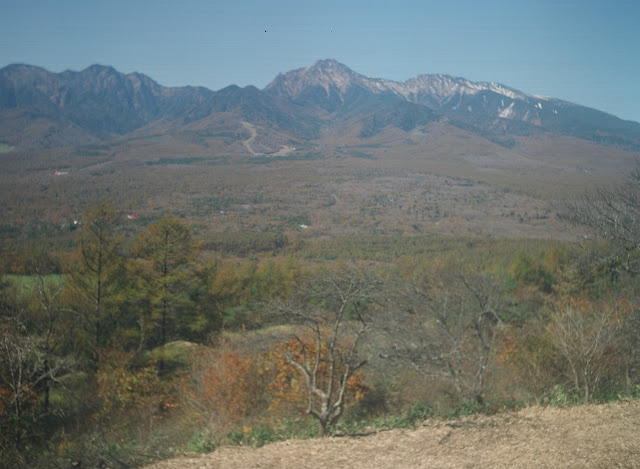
[309,58,352,72]
[265,59,366,100]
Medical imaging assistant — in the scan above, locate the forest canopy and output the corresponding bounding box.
[2,178,640,468]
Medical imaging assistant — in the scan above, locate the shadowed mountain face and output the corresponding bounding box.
[0,64,213,148]
[1,59,640,151]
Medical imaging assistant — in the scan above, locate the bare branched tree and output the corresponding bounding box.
[33,273,64,414]
[383,264,504,404]
[570,164,640,276]
[562,163,640,398]
[547,297,618,404]
[0,314,74,449]
[616,298,640,393]
[266,262,383,436]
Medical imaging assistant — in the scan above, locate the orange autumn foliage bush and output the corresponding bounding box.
[96,347,163,416]
[196,340,264,424]
[267,332,368,417]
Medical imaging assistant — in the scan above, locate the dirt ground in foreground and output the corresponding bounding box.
[147,400,640,469]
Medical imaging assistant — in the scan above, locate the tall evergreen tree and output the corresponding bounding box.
[68,201,124,360]
[131,215,199,348]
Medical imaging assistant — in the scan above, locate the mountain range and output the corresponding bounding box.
[1,58,640,153]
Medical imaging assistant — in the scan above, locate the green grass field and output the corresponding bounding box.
[3,274,65,296]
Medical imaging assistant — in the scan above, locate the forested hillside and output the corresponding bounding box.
[3,164,640,467]
[3,60,640,469]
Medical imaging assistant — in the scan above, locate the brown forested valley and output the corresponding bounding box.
[3,154,640,468]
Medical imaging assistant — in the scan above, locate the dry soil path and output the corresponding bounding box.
[147,399,640,469]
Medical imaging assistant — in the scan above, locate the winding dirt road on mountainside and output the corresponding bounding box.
[241,121,295,157]
[241,121,258,155]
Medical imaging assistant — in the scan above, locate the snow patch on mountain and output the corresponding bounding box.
[499,102,516,119]
[267,59,540,112]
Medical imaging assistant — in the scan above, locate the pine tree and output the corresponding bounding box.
[131,215,199,348]
[68,201,124,361]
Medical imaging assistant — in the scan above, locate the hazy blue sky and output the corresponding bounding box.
[1,0,639,122]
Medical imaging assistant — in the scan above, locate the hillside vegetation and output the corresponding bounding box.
[3,177,640,467]
[3,60,640,468]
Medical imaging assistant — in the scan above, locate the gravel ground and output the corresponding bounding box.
[146,399,640,469]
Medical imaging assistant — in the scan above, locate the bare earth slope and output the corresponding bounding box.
[148,400,640,469]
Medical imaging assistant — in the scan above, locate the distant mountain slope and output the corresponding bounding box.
[182,84,321,138]
[0,64,212,149]
[265,59,640,149]
[1,60,639,152]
